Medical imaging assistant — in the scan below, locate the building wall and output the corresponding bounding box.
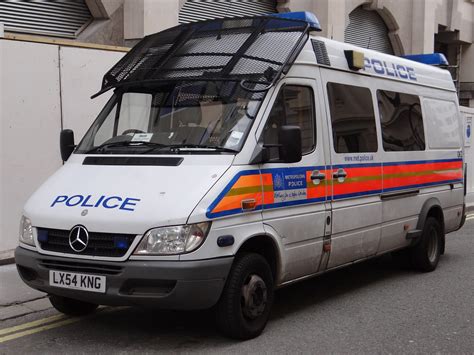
[118,0,473,93]
[124,0,181,40]
[0,38,125,254]
[2,0,471,81]
[280,0,473,103]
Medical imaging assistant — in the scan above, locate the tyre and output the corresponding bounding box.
[410,217,443,272]
[215,253,274,340]
[49,295,98,316]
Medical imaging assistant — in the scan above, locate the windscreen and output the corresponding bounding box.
[76,80,265,155]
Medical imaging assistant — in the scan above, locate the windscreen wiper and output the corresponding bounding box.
[85,141,166,154]
[143,144,238,154]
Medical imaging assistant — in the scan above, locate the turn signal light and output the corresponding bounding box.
[241,199,257,211]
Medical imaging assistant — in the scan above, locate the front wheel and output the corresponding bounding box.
[215,253,274,340]
[49,295,98,316]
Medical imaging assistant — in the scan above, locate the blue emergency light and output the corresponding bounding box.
[270,11,322,31]
[401,53,449,66]
[37,229,49,243]
[114,237,129,249]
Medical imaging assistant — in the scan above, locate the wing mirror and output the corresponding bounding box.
[278,125,302,163]
[60,129,75,162]
[251,125,302,164]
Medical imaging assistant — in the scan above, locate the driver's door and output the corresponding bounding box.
[257,78,330,283]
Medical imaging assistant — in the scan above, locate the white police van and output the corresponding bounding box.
[16,12,465,339]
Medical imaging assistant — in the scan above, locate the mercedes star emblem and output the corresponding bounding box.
[69,225,89,252]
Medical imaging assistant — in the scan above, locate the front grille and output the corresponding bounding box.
[40,259,123,275]
[38,228,136,257]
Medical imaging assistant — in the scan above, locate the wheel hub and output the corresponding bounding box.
[241,274,267,319]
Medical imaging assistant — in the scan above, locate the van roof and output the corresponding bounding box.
[300,36,456,92]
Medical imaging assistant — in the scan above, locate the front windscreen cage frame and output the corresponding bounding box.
[92,15,312,98]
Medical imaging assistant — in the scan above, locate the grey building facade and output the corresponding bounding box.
[1,0,473,104]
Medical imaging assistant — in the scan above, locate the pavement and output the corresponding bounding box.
[0,264,48,321]
[0,250,14,266]
[0,217,473,353]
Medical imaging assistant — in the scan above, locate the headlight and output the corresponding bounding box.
[19,215,35,247]
[134,222,210,255]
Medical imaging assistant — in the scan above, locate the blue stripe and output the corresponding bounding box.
[206,166,325,218]
[206,169,260,219]
[383,158,462,166]
[333,158,462,169]
[207,205,264,219]
[333,162,381,169]
[206,158,463,219]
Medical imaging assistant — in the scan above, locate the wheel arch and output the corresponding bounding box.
[417,197,445,253]
[417,198,445,231]
[235,233,282,284]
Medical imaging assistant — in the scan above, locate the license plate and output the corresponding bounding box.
[49,270,106,293]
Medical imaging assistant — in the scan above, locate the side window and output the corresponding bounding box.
[262,85,316,160]
[377,90,425,151]
[423,99,460,149]
[327,83,378,153]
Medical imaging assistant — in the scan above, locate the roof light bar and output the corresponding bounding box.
[270,11,322,31]
[401,53,449,66]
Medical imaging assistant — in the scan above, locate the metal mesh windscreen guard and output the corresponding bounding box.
[95,16,310,97]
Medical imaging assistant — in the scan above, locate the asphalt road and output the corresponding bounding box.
[1,219,473,354]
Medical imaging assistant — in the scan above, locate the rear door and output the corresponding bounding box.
[320,69,383,269]
[257,77,330,282]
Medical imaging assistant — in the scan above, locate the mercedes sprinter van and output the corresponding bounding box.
[15,12,465,339]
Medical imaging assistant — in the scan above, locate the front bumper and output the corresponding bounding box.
[15,247,233,310]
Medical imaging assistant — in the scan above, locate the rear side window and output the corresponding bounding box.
[377,90,425,151]
[423,98,461,149]
[327,83,378,153]
[262,85,316,160]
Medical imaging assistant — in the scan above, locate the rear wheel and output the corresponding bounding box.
[215,253,274,340]
[410,217,443,272]
[49,295,98,316]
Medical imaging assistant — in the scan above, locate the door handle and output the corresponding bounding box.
[310,170,326,181]
[333,168,347,180]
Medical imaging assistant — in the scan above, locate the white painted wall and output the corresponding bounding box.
[0,39,125,253]
[59,46,124,139]
[461,106,474,209]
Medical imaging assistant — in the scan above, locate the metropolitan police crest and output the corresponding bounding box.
[273,173,285,190]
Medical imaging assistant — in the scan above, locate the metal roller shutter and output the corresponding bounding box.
[179,0,277,24]
[344,7,394,54]
[0,0,92,38]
